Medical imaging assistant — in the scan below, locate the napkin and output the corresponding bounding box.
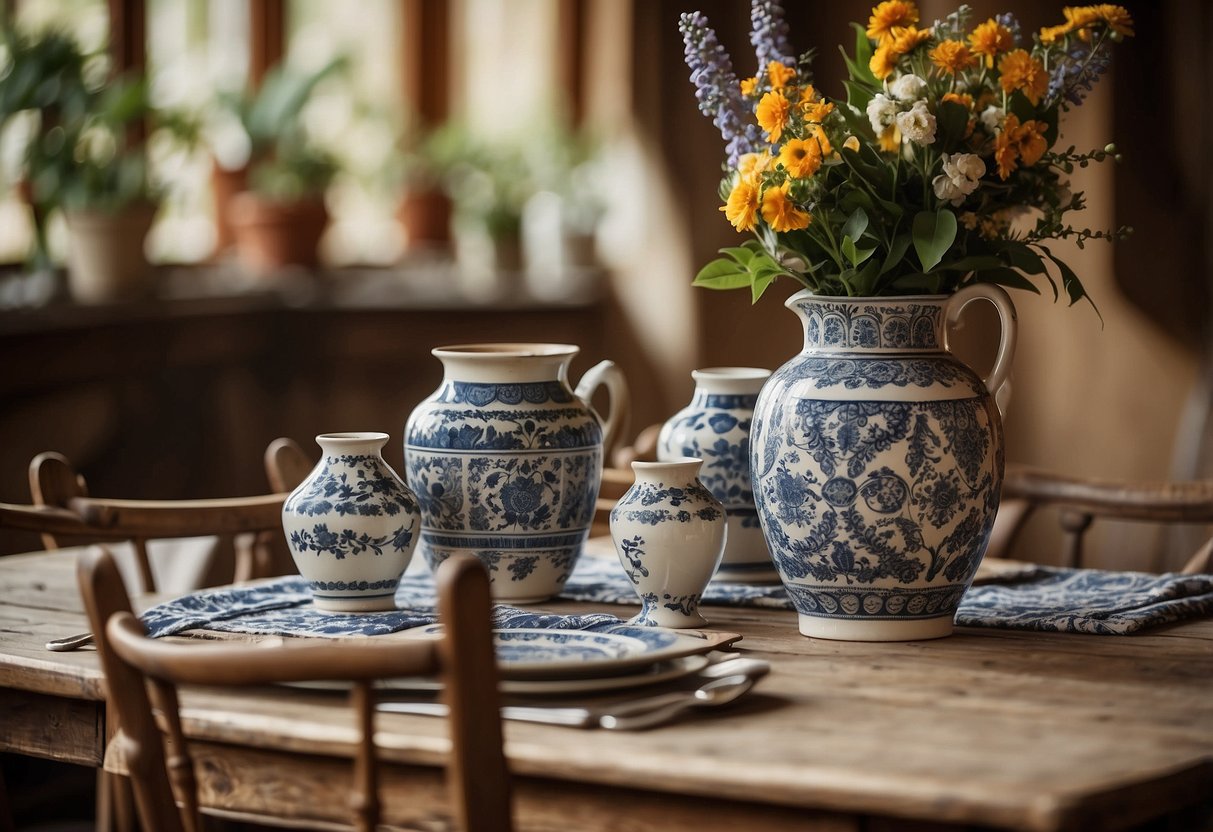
[557,557,1213,635]
[139,573,621,640]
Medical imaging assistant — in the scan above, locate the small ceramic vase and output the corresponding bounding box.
[282,433,421,612]
[657,367,776,583]
[609,458,726,628]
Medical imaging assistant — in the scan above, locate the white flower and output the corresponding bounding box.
[896,102,936,146]
[948,153,986,182]
[980,106,1005,133]
[932,152,986,205]
[890,74,927,102]
[866,93,899,134]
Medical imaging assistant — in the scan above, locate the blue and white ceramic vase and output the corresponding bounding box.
[405,343,628,603]
[609,458,726,628]
[282,432,421,612]
[751,286,1017,641]
[657,367,776,583]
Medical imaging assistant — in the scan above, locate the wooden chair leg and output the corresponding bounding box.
[96,770,137,832]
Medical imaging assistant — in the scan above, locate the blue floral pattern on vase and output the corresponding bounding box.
[657,369,776,582]
[406,373,605,603]
[751,292,1006,640]
[609,460,726,628]
[282,435,421,612]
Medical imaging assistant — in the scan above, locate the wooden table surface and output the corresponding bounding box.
[2,547,1212,832]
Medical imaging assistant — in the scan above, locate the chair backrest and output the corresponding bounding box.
[263,437,314,493]
[987,465,1213,573]
[78,546,513,832]
[0,451,289,591]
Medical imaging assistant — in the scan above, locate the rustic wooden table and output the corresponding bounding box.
[2,547,1212,832]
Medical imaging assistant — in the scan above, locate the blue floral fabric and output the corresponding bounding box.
[138,558,1213,639]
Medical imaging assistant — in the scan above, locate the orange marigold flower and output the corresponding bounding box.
[761,184,811,232]
[870,43,899,79]
[969,19,1014,68]
[1039,23,1072,44]
[756,90,791,143]
[740,76,759,96]
[779,137,823,179]
[1093,4,1134,36]
[868,26,931,79]
[767,61,796,89]
[813,125,833,156]
[866,1,919,45]
[803,99,835,123]
[994,113,1049,179]
[737,151,772,183]
[799,84,819,104]
[722,179,760,232]
[998,49,1048,105]
[941,92,974,109]
[930,40,978,74]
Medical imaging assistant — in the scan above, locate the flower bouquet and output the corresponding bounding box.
[680,1,1133,309]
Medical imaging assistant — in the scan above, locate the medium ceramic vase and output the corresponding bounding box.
[282,432,421,612]
[657,367,776,583]
[405,343,627,603]
[751,287,1016,641]
[609,459,726,628]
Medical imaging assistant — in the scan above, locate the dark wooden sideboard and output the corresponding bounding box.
[0,268,633,555]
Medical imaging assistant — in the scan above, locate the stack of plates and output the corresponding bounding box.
[394,623,743,695]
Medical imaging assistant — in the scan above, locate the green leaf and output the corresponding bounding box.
[842,207,869,242]
[888,272,945,293]
[1007,91,1037,123]
[719,246,756,266]
[971,267,1041,294]
[912,210,957,272]
[848,22,879,86]
[996,240,1057,300]
[752,271,778,303]
[937,255,1006,272]
[843,81,875,119]
[692,258,752,290]
[850,258,881,296]
[1039,245,1102,321]
[880,234,912,276]
[841,235,877,267]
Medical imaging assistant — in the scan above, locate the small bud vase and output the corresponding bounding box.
[609,458,726,628]
[657,367,776,583]
[282,432,421,612]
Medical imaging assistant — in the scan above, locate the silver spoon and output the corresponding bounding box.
[598,673,757,731]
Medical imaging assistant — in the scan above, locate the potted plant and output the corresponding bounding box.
[679,1,1133,640]
[0,30,172,302]
[447,139,536,278]
[221,59,344,275]
[394,123,466,250]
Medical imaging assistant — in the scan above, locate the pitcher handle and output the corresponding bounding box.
[574,360,630,458]
[945,283,1018,417]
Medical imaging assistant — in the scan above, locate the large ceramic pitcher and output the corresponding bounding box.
[750,287,1016,641]
[405,343,628,602]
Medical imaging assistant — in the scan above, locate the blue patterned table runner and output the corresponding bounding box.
[139,557,1213,639]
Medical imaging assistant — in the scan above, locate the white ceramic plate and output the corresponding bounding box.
[281,654,710,697]
[400,623,739,679]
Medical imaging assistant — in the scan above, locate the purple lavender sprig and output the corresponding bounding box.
[996,12,1023,46]
[679,11,761,167]
[750,0,796,73]
[1048,37,1112,108]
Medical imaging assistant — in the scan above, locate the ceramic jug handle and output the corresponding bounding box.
[945,283,1018,417]
[574,360,630,458]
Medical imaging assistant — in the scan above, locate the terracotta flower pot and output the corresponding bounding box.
[211,162,249,255]
[63,204,157,303]
[229,192,328,276]
[397,188,452,248]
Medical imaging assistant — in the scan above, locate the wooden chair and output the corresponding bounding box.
[77,546,513,832]
[985,465,1213,573]
[0,451,289,592]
